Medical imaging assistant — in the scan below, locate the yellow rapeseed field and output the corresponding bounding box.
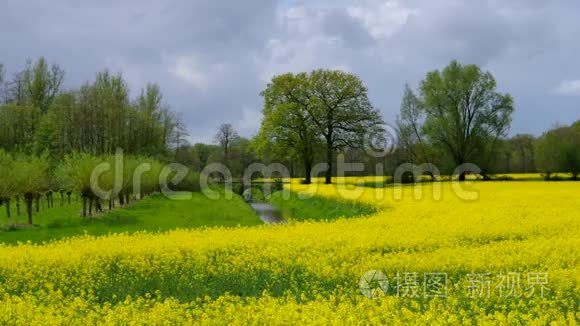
[0,181,578,325]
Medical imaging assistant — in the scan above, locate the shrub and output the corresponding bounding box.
[56,152,101,217]
[13,153,50,224]
[0,150,16,217]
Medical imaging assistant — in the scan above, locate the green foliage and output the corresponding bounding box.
[535,122,580,179]
[0,58,185,159]
[22,57,64,114]
[13,153,50,196]
[257,70,384,184]
[172,170,201,192]
[0,103,38,153]
[256,72,319,183]
[0,150,16,200]
[56,152,101,196]
[398,60,514,176]
[306,70,384,184]
[269,190,378,222]
[139,158,163,196]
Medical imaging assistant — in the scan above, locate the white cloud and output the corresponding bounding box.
[553,80,580,96]
[167,55,209,91]
[347,0,414,39]
[256,36,351,82]
[166,54,235,92]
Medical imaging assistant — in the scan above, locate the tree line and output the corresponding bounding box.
[0,58,191,224]
[0,149,198,225]
[169,61,578,183]
[0,58,186,158]
[190,60,577,183]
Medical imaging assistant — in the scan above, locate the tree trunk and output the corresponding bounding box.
[88,197,93,216]
[24,193,34,225]
[16,197,20,216]
[27,200,33,225]
[125,193,130,205]
[119,193,125,206]
[109,199,113,211]
[303,159,312,185]
[35,195,40,212]
[67,192,71,205]
[61,191,64,206]
[96,199,103,213]
[325,140,333,184]
[5,198,10,218]
[82,196,87,217]
[459,172,467,181]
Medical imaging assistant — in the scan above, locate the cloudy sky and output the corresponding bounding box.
[1,0,579,143]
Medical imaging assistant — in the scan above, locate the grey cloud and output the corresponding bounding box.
[0,0,578,144]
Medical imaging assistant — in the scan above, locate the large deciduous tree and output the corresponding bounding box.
[256,73,319,184]
[306,70,384,184]
[256,70,383,184]
[398,60,514,180]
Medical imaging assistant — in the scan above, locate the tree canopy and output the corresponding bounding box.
[0,58,185,158]
[535,121,580,180]
[256,70,384,184]
[397,60,514,179]
[255,73,319,184]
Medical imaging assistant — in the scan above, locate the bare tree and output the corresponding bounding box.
[214,123,239,166]
[0,63,4,103]
[5,71,27,105]
[0,63,4,92]
[396,84,432,164]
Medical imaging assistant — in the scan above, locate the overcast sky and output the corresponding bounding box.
[1,0,579,143]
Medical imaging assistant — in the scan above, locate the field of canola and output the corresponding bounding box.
[0,181,578,325]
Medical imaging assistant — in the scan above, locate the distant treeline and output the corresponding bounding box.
[0,58,578,184]
[0,58,191,224]
[178,121,580,181]
[0,58,186,160]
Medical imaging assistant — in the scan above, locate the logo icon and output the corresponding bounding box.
[359,270,389,299]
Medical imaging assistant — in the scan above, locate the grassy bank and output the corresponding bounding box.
[269,190,378,222]
[0,192,261,244]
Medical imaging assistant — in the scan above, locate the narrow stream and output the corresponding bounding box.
[242,188,285,224]
[248,202,285,224]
